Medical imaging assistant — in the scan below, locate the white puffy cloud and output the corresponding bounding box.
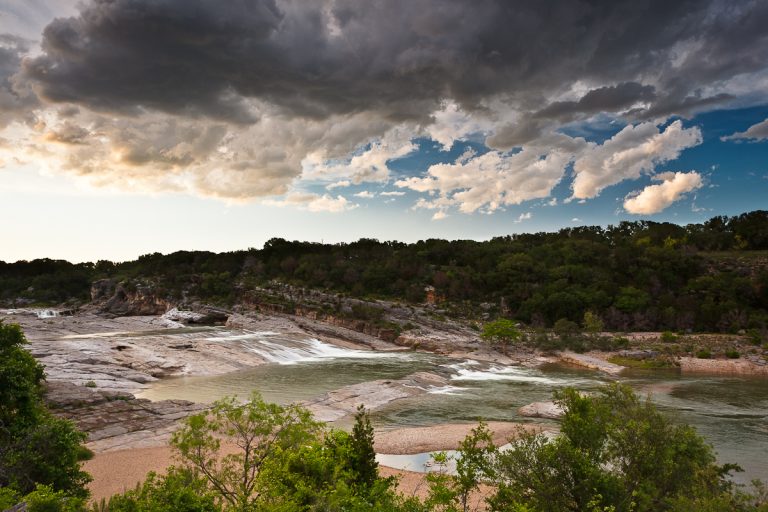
[380,190,405,196]
[325,180,351,190]
[265,192,358,213]
[353,190,375,198]
[515,212,532,223]
[426,101,491,150]
[571,120,702,199]
[623,171,703,214]
[396,135,581,214]
[721,118,768,142]
[300,126,417,185]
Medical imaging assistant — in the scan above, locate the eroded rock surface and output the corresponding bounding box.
[558,351,625,375]
[518,401,565,419]
[3,312,295,392]
[303,372,449,422]
[45,382,207,452]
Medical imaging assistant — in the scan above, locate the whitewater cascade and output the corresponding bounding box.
[207,331,404,365]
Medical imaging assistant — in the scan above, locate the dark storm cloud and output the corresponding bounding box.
[0,34,38,127]
[18,0,768,125]
[535,83,657,120]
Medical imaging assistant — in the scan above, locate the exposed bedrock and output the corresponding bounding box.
[303,372,449,422]
[45,382,207,453]
[518,401,565,420]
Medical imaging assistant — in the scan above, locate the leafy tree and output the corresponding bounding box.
[0,321,45,427]
[4,211,768,333]
[169,394,420,511]
[582,311,604,336]
[552,318,581,341]
[98,467,220,512]
[424,421,497,512]
[481,319,521,355]
[21,484,85,512]
[170,392,321,511]
[0,322,91,498]
[487,383,740,512]
[347,405,379,489]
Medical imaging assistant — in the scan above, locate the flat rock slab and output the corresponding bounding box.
[518,401,565,419]
[678,357,768,376]
[45,382,206,453]
[558,351,624,375]
[303,372,449,422]
[374,422,550,454]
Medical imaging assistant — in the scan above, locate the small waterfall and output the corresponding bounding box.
[243,336,401,365]
[444,360,560,384]
[208,331,403,365]
[36,309,60,319]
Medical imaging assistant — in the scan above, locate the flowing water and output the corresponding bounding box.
[135,328,768,484]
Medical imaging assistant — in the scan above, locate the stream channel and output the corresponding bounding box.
[134,328,768,484]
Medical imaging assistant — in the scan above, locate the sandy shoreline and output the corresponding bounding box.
[83,421,538,503]
[85,449,484,505]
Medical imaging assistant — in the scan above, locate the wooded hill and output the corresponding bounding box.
[2,210,767,334]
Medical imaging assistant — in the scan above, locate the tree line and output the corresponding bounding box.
[2,211,768,333]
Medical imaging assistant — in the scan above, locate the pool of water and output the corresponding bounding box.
[134,329,767,484]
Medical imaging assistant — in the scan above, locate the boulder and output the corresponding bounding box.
[518,401,564,419]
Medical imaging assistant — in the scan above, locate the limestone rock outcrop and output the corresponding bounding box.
[518,401,564,419]
[45,381,207,452]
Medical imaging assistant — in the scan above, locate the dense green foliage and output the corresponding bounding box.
[0,259,94,305]
[481,319,522,354]
[97,394,421,512]
[434,384,768,512]
[97,468,220,512]
[0,322,91,498]
[489,384,735,511]
[4,212,768,333]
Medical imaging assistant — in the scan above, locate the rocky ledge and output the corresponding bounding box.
[518,401,565,419]
[45,381,207,452]
[556,351,625,375]
[303,372,449,422]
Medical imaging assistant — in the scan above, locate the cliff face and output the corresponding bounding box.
[91,279,172,317]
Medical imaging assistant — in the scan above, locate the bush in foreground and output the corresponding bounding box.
[0,321,91,498]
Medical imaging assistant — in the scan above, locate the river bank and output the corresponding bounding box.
[82,421,529,504]
[3,307,767,498]
[83,445,471,506]
[83,449,487,506]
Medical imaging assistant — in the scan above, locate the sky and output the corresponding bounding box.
[1,0,767,263]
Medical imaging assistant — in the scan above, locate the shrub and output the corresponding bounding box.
[24,484,85,512]
[696,348,712,359]
[746,329,764,346]
[0,322,91,497]
[484,384,742,512]
[660,331,679,342]
[612,336,630,349]
[84,381,97,388]
[725,349,740,359]
[481,319,522,355]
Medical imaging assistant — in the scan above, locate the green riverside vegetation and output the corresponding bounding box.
[2,211,768,334]
[0,322,92,500]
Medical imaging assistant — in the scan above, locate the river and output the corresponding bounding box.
[135,328,768,485]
